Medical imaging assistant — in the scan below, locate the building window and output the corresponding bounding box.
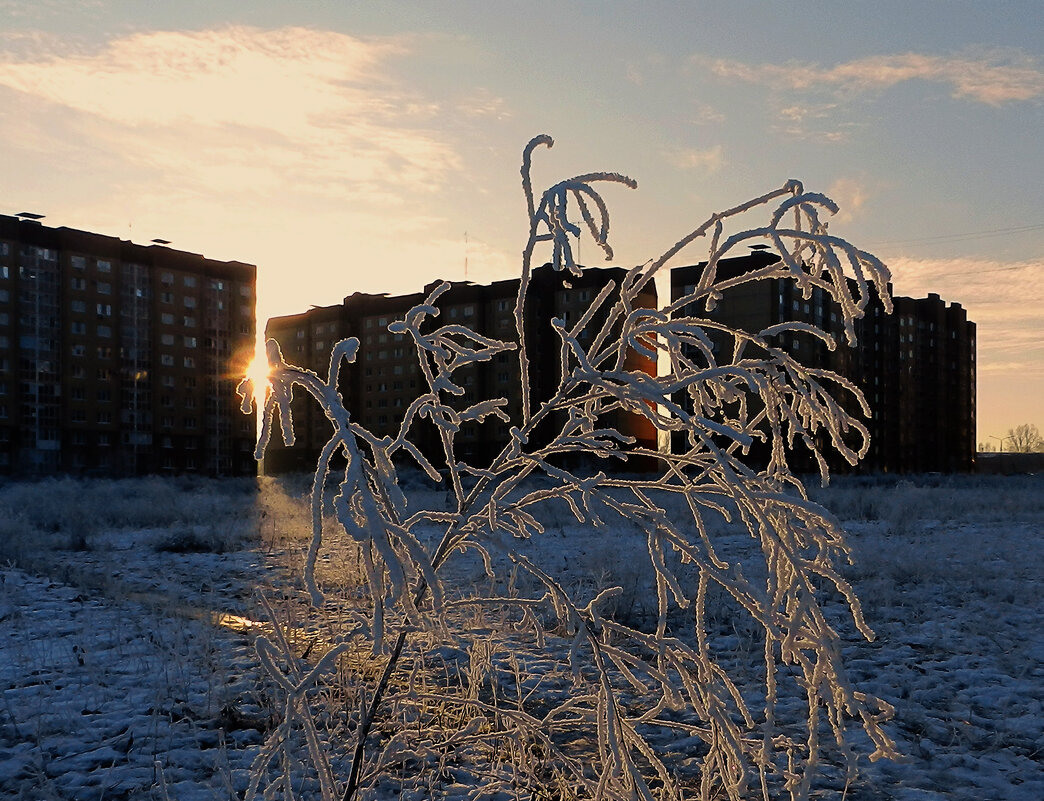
[97,260,111,273]
[96,303,112,316]
[183,296,196,308]
[70,278,86,291]
[183,316,196,327]
[70,321,86,335]
[184,276,196,288]
[161,313,174,325]
[183,356,194,368]
[161,272,174,286]
[71,255,86,271]
[161,354,174,366]
[184,336,197,348]
[71,300,86,313]
[96,282,111,295]
[160,292,173,304]
[96,326,111,338]
[71,344,86,357]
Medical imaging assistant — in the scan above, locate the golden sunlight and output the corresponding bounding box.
[244,341,271,410]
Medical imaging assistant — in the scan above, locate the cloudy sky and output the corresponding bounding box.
[1,0,1041,444]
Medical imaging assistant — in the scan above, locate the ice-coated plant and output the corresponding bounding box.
[238,135,898,801]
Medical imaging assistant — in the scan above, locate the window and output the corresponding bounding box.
[183,316,196,327]
[161,313,174,325]
[71,344,86,357]
[70,278,86,291]
[96,303,112,317]
[97,282,111,295]
[161,272,174,286]
[96,411,112,425]
[96,326,111,338]
[183,276,196,288]
[183,356,194,368]
[162,375,175,387]
[161,334,175,345]
[239,285,252,298]
[96,389,111,402]
[70,409,87,423]
[71,255,86,270]
[70,321,86,335]
[71,300,86,313]
[161,354,174,366]
[160,292,173,304]
[183,296,196,308]
[184,336,196,348]
[97,260,111,273]
[96,346,112,359]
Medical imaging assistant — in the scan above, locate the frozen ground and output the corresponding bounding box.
[0,474,1041,800]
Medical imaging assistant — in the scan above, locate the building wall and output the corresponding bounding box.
[263,264,658,473]
[669,251,976,474]
[0,214,257,477]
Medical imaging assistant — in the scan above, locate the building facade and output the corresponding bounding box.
[0,214,257,477]
[263,250,974,476]
[263,264,658,473]
[670,250,976,473]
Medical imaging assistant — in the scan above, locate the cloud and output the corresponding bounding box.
[703,50,1044,106]
[0,26,462,201]
[666,145,725,173]
[825,177,869,223]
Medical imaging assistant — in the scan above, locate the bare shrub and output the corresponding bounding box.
[240,135,897,800]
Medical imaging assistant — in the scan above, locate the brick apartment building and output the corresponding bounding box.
[263,250,974,476]
[670,249,976,473]
[0,214,257,477]
[263,264,657,473]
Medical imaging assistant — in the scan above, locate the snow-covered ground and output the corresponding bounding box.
[0,474,1041,800]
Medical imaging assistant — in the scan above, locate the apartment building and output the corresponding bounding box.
[0,214,257,477]
[670,249,976,473]
[263,264,657,473]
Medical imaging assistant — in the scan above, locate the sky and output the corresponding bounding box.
[1,0,1041,446]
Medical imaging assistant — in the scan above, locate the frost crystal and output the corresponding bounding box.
[239,135,897,800]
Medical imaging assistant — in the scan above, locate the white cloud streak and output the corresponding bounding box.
[0,26,461,201]
[666,145,725,173]
[704,50,1044,106]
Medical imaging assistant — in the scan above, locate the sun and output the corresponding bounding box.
[244,343,272,409]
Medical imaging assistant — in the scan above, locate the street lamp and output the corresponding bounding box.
[988,434,1012,453]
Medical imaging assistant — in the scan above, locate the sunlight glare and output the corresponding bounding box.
[245,342,271,410]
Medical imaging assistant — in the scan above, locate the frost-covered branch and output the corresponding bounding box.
[239,135,897,800]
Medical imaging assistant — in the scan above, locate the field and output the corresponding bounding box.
[0,473,1041,800]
